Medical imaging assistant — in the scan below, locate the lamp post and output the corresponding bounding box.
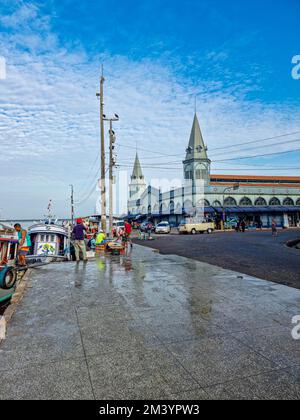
[221,183,240,231]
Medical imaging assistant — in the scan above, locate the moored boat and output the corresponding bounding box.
[28,217,70,261]
[0,223,18,303]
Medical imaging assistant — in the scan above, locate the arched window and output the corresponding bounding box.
[195,163,208,180]
[296,198,300,206]
[197,199,210,208]
[160,203,167,214]
[269,197,281,206]
[148,205,152,215]
[239,197,253,206]
[213,200,222,207]
[169,201,175,214]
[185,165,193,180]
[283,198,294,206]
[255,197,267,206]
[224,197,237,207]
[183,200,194,215]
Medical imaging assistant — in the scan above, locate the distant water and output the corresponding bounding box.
[1,219,69,229]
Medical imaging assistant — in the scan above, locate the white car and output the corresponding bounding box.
[113,221,125,234]
[155,222,171,234]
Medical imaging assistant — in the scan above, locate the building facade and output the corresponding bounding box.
[128,114,300,229]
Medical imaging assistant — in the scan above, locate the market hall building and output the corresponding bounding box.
[127,113,300,229]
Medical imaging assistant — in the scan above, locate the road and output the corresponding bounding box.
[135,229,300,289]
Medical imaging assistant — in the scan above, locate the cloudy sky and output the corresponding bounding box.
[0,0,300,219]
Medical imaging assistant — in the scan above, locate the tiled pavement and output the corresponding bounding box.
[0,245,299,400]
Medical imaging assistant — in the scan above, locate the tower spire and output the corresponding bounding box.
[129,153,146,199]
[185,113,208,161]
[131,152,144,180]
[183,112,211,185]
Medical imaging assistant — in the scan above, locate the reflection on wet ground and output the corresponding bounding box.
[0,245,300,400]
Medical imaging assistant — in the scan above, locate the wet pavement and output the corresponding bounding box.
[0,245,299,400]
[137,229,300,289]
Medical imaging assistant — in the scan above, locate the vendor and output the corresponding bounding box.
[96,230,108,245]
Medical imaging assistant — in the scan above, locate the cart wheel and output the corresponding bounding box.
[1,268,17,290]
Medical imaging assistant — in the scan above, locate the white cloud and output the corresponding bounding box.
[0,2,300,219]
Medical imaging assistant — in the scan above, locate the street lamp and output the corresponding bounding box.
[221,183,240,231]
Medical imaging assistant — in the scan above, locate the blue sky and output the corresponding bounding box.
[0,0,300,218]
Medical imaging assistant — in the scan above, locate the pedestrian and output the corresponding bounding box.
[72,218,88,262]
[235,221,240,233]
[124,219,133,248]
[88,233,97,250]
[271,219,278,237]
[14,223,31,267]
[241,220,246,233]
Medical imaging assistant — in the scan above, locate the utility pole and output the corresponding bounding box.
[104,115,119,234]
[96,66,107,233]
[70,184,74,226]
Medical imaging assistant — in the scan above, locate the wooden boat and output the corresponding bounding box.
[29,217,70,261]
[0,224,18,303]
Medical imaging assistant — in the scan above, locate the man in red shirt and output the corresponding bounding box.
[124,220,133,248]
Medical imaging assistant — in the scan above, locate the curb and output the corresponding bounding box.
[286,238,300,249]
[0,269,32,345]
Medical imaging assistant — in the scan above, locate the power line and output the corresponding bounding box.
[214,147,300,162]
[212,138,300,157]
[117,164,300,171]
[210,130,300,152]
[75,154,100,197]
[75,169,100,204]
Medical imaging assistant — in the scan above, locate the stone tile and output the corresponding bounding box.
[87,348,199,400]
[76,304,135,329]
[167,335,277,387]
[233,325,300,367]
[80,319,161,356]
[0,358,94,400]
[146,318,225,344]
[205,369,300,400]
[168,388,210,400]
[0,314,84,371]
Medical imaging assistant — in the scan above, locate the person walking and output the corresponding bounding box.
[72,218,88,262]
[241,220,246,233]
[124,220,133,248]
[14,223,31,267]
[271,219,278,237]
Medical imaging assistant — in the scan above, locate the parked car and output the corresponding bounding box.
[178,221,215,235]
[113,221,125,235]
[155,222,171,234]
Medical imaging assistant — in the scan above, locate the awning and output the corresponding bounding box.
[204,206,217,214]
[214,206,300,214]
